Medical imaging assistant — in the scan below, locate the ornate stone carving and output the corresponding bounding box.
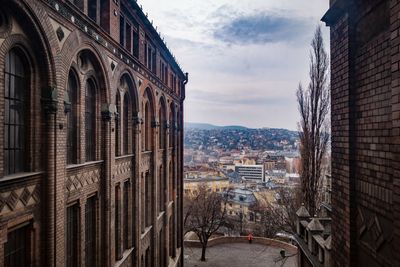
[56,26,64,41]
[0,184,40,215]
[101,103,116,121]
[114,158,132,180]
[357,206,387,253]
[140,152,151,172]
[66,168,100,192]
[368,216,385,251]
[357,207,367,237]
[41,86,58,115]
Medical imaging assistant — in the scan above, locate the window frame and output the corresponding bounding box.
[3,47,29,176]
[115,92,121,157]
[122,93,129,155]
[66,204,80,267]
[85,78,96,162]
[4,222,32,267]
[85,196,97,267]
[67,70,79,165]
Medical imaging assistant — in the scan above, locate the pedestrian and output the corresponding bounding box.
[248,233,253,244]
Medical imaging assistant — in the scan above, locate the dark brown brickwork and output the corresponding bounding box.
[0,0,187,266]
[323,0,400,266]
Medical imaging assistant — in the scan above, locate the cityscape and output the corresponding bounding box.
[0,0,398,267]
[183,123,330,266]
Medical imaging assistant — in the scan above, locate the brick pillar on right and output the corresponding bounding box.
[324,9,354,266]
[391,0,400,265]
[323,0,400,266]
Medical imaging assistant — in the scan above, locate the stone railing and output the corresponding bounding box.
[184,236,297,254]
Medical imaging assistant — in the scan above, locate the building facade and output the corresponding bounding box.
[322,0,400,266]
[183,177,230,195]
[234,165,265,183]
[0,0,187,266]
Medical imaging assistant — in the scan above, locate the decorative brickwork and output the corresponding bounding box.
[0,0,187,266]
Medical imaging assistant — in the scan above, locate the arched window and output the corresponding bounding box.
[141,102,145,152]
[85,79,96,162]
[145,102,152,151]
[67,70,78,164]
[169,161,174,202]
[115,93,121,157]
[159,165,165,212]
[169,105,175,148]
[123,93,129,155]
[4,48,28,175]
[145,172,153,227]
[159,100,166,149]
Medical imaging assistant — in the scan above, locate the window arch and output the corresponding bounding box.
[169,104,175,148]
[67,70,78,164]
[142,88,154,152]
[144,102,152,151]
[123,93,129,155]
[159,99,167,150]
[4,48,29,175]
[85,78,96,162]
[115,92,121,157]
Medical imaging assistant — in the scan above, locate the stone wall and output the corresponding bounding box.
[184,236,298,254]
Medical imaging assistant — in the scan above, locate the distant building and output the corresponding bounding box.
[184,165,222,179]
[225,188,258,227]
[235,165,265,182]
[184,176,230,195]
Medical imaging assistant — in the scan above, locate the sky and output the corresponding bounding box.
[142,0,330,130]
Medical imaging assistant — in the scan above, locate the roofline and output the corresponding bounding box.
[126,0,186,77]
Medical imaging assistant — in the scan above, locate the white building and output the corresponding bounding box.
[235,164,265,182]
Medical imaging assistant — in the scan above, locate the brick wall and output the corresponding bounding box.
[0,0,187,266]
[323,0,399,266]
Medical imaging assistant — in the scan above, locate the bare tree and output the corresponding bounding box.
[297,25,330,216]
[250,187,300,238]
[183,184,228,261]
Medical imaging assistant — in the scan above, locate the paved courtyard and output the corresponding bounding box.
[184,242,297,267]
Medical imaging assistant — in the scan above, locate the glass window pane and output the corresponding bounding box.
[4,49,27,175]
[9,76,14,98]
[67,71,78,164]
[85,80,96,161]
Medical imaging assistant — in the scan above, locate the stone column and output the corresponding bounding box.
[133,112,142,264]
[41,86,58,267]
[101,105,113,267]
[322,2,357,266]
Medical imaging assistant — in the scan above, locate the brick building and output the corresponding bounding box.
[0,0,187,266]
[322,0,400,266]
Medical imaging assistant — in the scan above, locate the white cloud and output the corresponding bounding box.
[140,0,330,129]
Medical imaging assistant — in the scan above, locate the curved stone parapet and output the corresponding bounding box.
[184,236,298,254]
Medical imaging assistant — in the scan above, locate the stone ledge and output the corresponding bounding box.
[184,236,297,254]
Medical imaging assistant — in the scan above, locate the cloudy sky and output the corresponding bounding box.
[142,0,330,130]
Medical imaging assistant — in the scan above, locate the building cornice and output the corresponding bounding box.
[321,0,351,26]
[43,0,184,103]
[124,0,185,77]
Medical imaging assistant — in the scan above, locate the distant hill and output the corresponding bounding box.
[185,122,250,130]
